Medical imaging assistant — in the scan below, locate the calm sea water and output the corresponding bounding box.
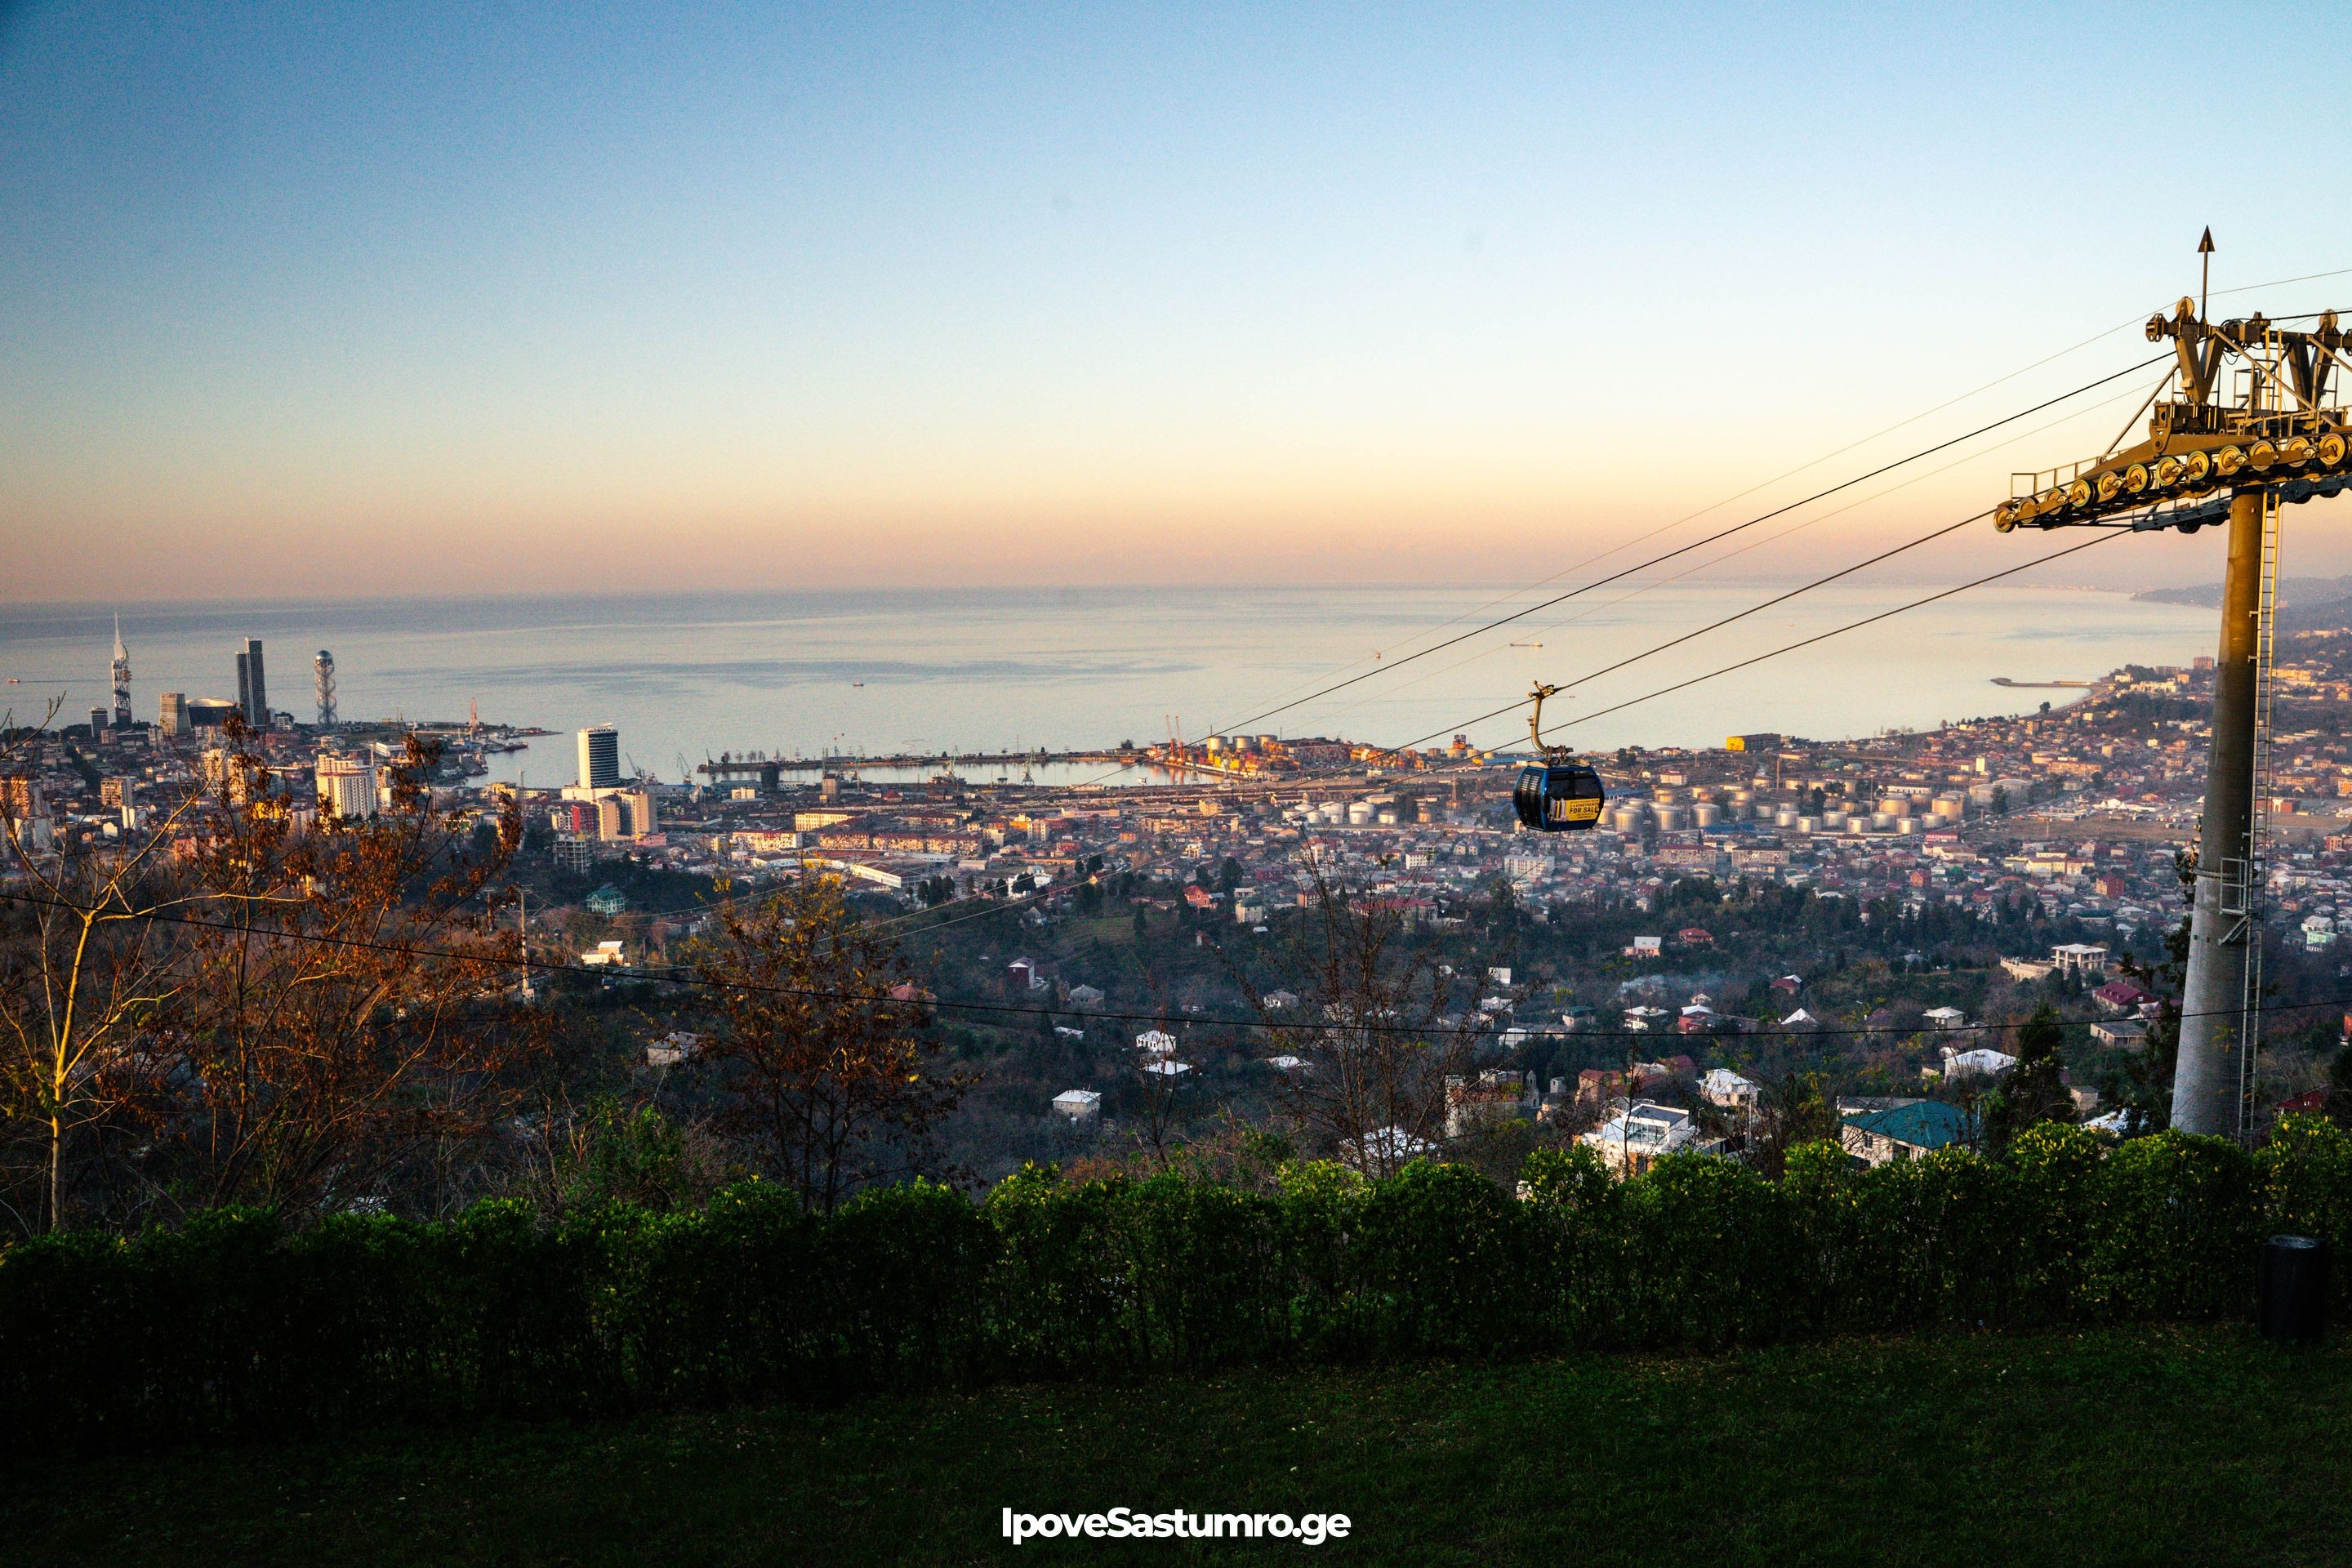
[0,586,2216,786]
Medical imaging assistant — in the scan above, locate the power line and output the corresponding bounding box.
[1200,354,2169,739]
[0,881,2327,1047]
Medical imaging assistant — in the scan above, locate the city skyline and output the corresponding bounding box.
[8,4,2352,599]
[12,12,2351,1552]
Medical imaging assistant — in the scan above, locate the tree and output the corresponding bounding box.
[694,871,964,1213]
[0,706,199,1231]
[2109,898,2188,1134]
[1245,868,1477,1178]
[1984,1002,2076,1153]
[1751,1071,1837,1178]
[2322,1040,2352,1132]
[542,1096,730,1215]
[140,728,541,1220]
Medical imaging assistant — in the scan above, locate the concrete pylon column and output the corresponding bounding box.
[2172,486,2264,1136]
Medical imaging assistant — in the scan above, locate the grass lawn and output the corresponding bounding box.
[12,1325,2349,1566]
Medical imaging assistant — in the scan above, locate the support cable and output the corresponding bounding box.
[1397,529,2124,751]
[1205,356,2167,738]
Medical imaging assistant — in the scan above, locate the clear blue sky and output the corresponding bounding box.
[7,2,2351,599]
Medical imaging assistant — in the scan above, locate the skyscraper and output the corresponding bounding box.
[578,725,621,791]
[314,755,376,819]
[239,639,269,728]
[109,615,131,728]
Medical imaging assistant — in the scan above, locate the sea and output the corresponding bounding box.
[0,586,2216,788]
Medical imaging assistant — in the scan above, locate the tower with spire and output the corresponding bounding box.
[109,615,131,728]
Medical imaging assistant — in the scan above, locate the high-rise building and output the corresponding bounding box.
[240,639,269,728]
[109,615,131,728]
[314,755,376,819]
[159,693,191,736]
[578,725,621,791]
[621,789,657,839]
[198,747,256,805]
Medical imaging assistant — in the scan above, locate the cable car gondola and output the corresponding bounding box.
[1511,683,1606,832]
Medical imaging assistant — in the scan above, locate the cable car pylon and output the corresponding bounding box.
[1989,233,2351,1140]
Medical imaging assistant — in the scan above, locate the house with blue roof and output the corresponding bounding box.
[1841,1099,1976,1166]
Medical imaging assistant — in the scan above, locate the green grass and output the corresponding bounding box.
[11,1326,2350,1566]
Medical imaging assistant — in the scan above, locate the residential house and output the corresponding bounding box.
[644,1031,700,1067]
[2092,980,2155,1015]
[2050,942,2110,978]
[1575,1068,1629,1109]
[2090,1018,2149,1050]
[1345,1125,1437,1171]
[1699,1068,1762,1113]
[1580,1101,1703,1178]
[1445,1069,1537,1138]
[1840,1099,1976,1165]
[1940,1045,2019,1080]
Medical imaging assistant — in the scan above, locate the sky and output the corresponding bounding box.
[7,2,2352,601]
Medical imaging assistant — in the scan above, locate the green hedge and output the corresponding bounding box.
[4,1120,2347,1454]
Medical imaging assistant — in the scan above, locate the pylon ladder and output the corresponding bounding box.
[2238,487,2281,1143]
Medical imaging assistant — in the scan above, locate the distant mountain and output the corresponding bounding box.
[2281,595,2352,635]
[2135,574,2352,608]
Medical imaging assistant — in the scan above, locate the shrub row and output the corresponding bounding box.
[3,1119,2347,1454]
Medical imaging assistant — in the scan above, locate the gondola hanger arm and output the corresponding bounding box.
[1528,682,1561,756]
